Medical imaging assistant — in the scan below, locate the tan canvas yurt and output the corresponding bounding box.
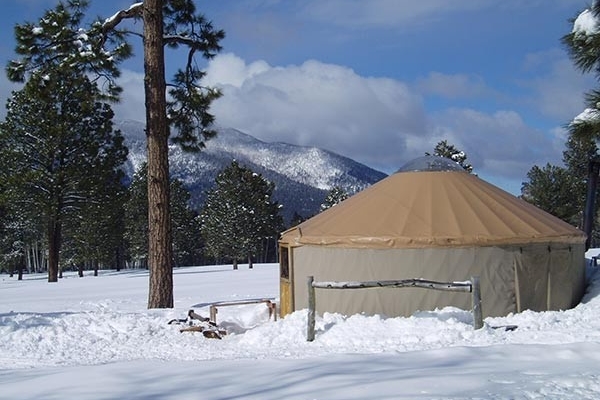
[278,156,586,318]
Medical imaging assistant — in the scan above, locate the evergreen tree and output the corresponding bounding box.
[426,140,473,173]
[7,0,224,307]
[0,67,128,283]
[200,161,283,269]
[522,115,600,243]
[65,168,128,276]
[170,179,204,267]
[289,211,308,228]
[124,164,150,268]
[521,164,578,224]
[124,163,204,268]
[0,181,34,278]
[520,4,600,244]
[320,186,349,212]
[0,197,37,279]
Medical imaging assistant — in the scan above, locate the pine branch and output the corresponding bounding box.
[101,2,144,34]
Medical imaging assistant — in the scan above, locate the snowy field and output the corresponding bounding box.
[2,255,600,399]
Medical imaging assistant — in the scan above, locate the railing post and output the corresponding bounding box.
[471,276,483,329]
[307,275,316,341]
[210,305,217,324]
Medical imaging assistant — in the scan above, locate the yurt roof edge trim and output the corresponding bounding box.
[280,229,585,249]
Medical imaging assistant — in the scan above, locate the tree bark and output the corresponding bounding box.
[115,245,123,272]
[47,218,61,282]
[144,0,173,308]
[17,256,24,281]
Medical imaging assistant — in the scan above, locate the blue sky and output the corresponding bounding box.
[0,0,596,194]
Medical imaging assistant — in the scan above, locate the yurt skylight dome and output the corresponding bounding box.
[398,155,466,173]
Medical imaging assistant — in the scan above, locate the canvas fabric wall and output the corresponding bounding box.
[290,243,585,318]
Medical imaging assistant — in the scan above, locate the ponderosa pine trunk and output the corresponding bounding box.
[144,0,174,308]
[17,256,24,281]
[47,217,61,282]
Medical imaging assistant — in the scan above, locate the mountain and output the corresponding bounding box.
[116,120,388,223]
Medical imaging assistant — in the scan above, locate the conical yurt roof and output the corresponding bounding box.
[280,156,585,249]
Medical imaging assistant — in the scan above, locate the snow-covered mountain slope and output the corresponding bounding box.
[116,120,387,222]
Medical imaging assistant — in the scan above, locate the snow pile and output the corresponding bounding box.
[2,261,600,399]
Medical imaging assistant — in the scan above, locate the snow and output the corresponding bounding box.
[103,2,143,27]
[2,257,600,399]
[572,107,600,125]
[573,9,598,36]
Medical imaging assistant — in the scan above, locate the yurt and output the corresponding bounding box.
[278,156,586,318]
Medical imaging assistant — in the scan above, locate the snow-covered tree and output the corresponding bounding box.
[320,186,349,212]
[6,0,225,307]
[65,168,128,276]
[0,69,128,283]
[521,3,600,245]
[522,121,600,242]
[124,163,203,268]
[521,164,578,223]
[522,3,600,245]
[0,181,36,279]
[200,161,283,269]
[426,140,473,173]
[124,165,150,269]
[170,180,204,267]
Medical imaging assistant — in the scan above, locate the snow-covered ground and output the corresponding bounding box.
[2,254,600,399]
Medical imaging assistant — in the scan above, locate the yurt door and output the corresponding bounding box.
[279,245,294,316]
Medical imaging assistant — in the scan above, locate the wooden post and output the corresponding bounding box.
[471,276,483,329]
[307,275,316,342]
[210,305,217,324]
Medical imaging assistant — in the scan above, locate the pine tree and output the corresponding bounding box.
[170,180,204,267]
[289,211,308,227]
[124,164,150,268]
[66,168,128,276]
[320,186,349,212]
[124,163,204,268]
[200,161,283,269]
[522,3,600,245]
[0,69,128,282]
[118,0,223,308]
[0,197,36,280]
[521,164,578,224]
[426,140,473,173]
[7,1,224,306]
[522,119,600,241]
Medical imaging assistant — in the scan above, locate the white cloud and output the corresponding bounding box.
[0,48,572,195]
[523,52,594,122]
[113,69,145,122]
[415,72,494,99]
[430,108,563,179]
[200,53,570,191]
[203,53,429,173]
[202,53,270,88]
